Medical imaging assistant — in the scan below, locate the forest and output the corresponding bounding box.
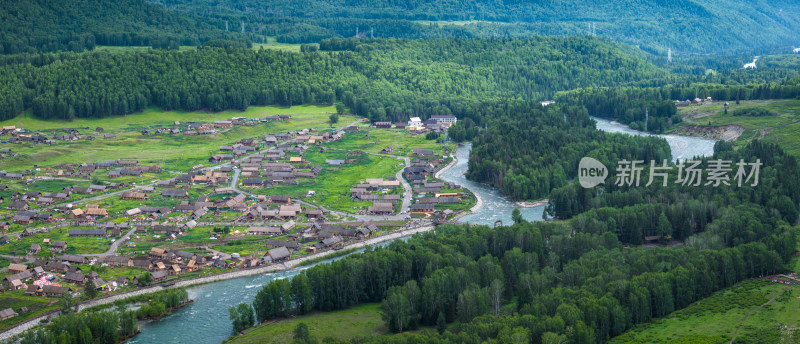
[244,212,792,343]
[4,0,799,56]
[547,140,800,243]
[0,0,243,54]
[148,0,800,53]
[457,101,671,200]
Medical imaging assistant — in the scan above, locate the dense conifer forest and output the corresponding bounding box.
[0,37,665,122]
[0,0,243,54]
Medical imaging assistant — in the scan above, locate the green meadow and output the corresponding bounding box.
[228,303,385,344]
[612,278,800,343]
[675,99,800,156]
[250,151,405,214]
[0,106,345,172]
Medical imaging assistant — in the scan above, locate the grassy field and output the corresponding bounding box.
[675,99,800,156]
[0,293,58,331]
[0,106,345,172]
[325,129,452,157]
[228,303,385,344]
[0,227,117,256]
[614,233,800,343]
[611,278,800,343]
[0,105,337,132]
[252,37,312,53]
[256,152,405,214]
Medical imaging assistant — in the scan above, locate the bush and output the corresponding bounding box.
[733,107,773,117]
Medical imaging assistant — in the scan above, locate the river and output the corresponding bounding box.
[127,117,716,343]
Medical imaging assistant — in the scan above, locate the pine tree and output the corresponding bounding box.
[436,311,447,334]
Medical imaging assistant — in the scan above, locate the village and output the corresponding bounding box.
[0,110,473,328]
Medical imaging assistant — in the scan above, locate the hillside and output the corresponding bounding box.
[151,0,800,53]
[0,0,241,54]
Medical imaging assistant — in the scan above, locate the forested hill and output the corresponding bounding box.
[0,0,241,54]
[151,0,800,53]
[0,37,666,122]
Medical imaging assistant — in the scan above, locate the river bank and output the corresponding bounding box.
[0,223,437,342]
[434,145,484,216]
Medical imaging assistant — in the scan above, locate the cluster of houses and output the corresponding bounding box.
[350,178,403,215]
[676,97,714,107]
[243,200,325,221]
[142,116,291,136]
[0,170,24,180]
[0,256,127,298]
[0,147,18,160]
[0,126,137,146]
[373,115,457,134]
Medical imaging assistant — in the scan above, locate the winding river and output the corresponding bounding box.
[127,117,716,343]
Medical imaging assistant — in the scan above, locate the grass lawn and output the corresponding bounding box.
[0,106,348,172]
[675,99,800,156]
[0,105,338,132]
[0,227,116,256]
[325,129,452,157]
[252,37,312,53]
[228,303,385,344]
[258,152,404,213]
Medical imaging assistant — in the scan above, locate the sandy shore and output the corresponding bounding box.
[0,224,436,341]
[515,200,548,208]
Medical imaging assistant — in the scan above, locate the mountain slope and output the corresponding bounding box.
[0,0,239,54]
[151,0,800,53]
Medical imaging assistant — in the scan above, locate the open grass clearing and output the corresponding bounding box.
[0,106,348,172]
[675,99,800,156]
[228,302,385,344]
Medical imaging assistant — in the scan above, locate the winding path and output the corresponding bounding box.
[729,285,788,344]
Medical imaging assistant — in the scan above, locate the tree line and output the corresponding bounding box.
[0,37,665,122]
[19,288,189,344]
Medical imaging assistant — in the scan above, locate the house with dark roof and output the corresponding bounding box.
[151,270,168,282]
[0,308,18,320]
[270,195,292,204]
[51,241,68,252]
[266,247,291,262]
[161,189,189,199]
[42,285,72,297]
[105,256,133,267]
[10,201,28,211]
[69,228,106,237]
[65,271,87,285]
[61,254,87,264]
[411,203,435,213]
